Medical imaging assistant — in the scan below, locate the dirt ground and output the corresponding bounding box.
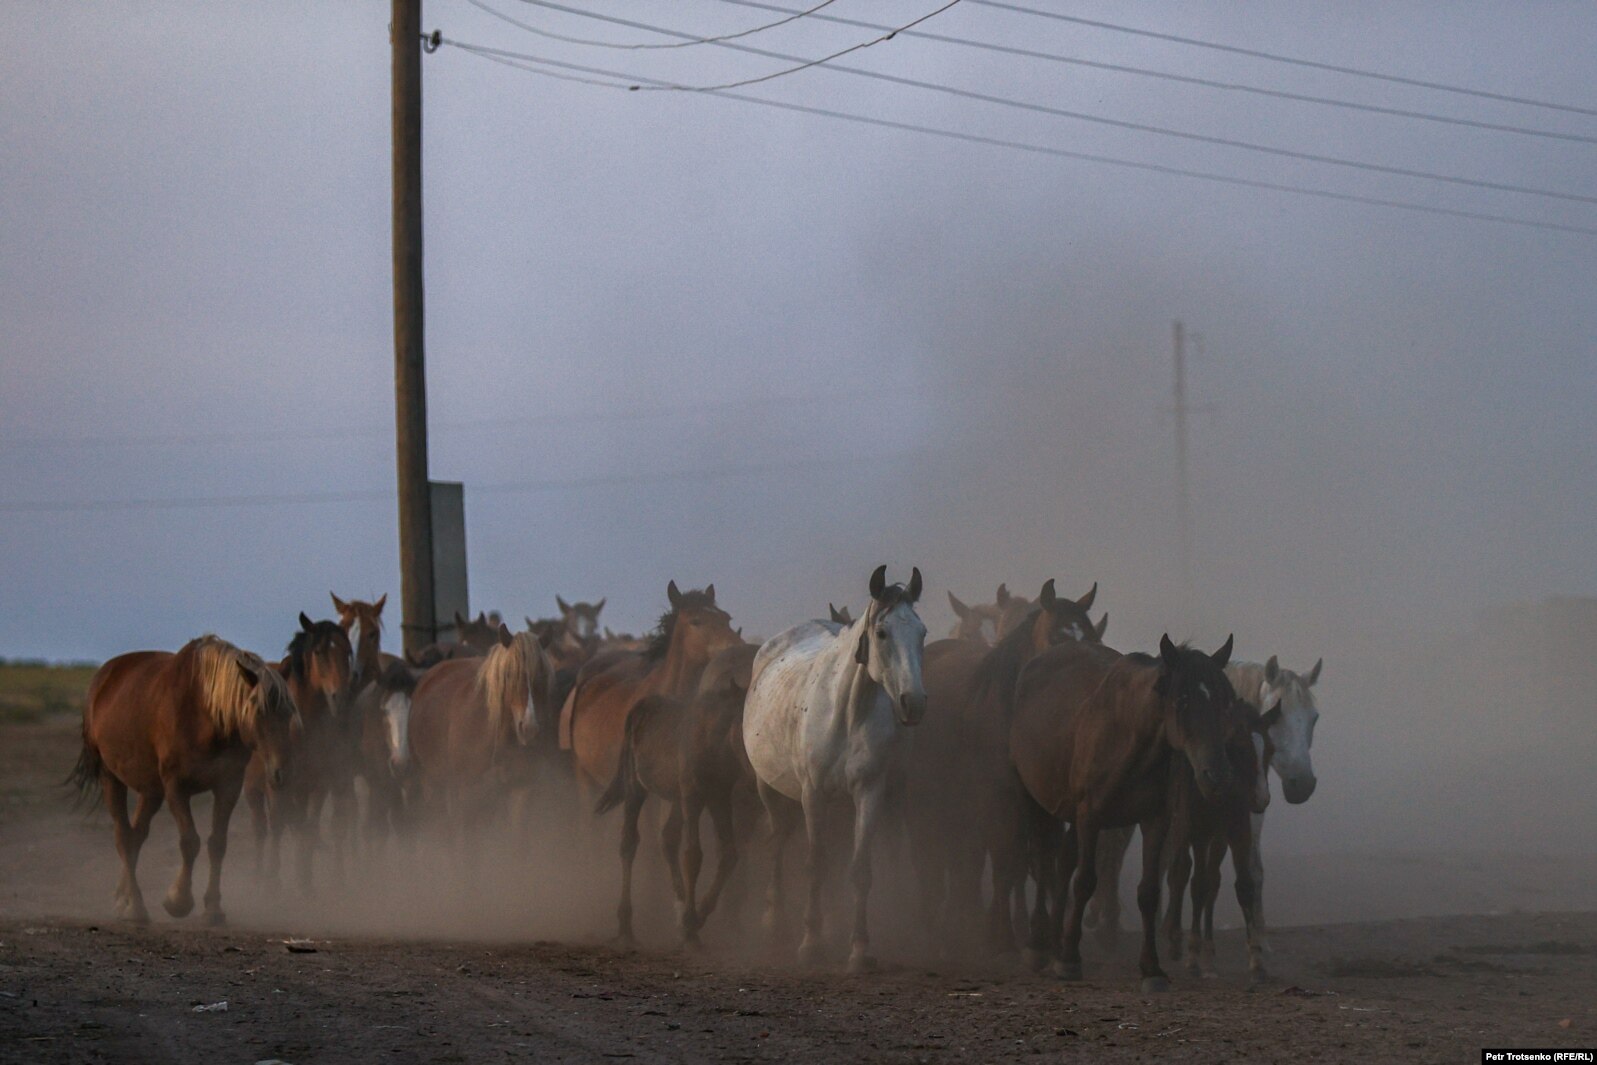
[3,716,1594,1064]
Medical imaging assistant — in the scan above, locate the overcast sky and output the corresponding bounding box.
[3,1,1594,669]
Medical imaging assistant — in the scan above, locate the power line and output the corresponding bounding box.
[485,3,1597,207]
[468,0,841,50]
[713,0,1597,147]
[966,0,1597,120]
[497,0,963,94]
[445,41,1597,238]
[0,449,938,515]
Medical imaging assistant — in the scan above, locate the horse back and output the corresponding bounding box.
[409,658,485,782]
[84,651,187,793]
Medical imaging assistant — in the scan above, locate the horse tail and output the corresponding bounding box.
[66,738,104,810]
[594,697,662,816]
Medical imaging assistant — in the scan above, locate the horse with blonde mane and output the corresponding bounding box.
[408,623,554,836]
[71,635,301,925]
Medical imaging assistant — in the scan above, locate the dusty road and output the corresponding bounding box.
[2,717,1593,1063]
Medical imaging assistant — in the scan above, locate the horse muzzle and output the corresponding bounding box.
[1196,764,1234,802]
[1282,774,1317,804]
[897,692,928,727]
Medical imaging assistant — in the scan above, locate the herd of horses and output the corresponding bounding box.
[70,567,1323,992]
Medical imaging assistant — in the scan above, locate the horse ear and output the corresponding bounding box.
[1264,655,1280,683]
[855,628,870,665]
[476,612,488,626]
[907,568,922,603]
[497,623,514,649]
[667,580,682,609]
[374,593,386,614]
[948,592,970,619]
[1094,613,1109,639]
[594,598,605,614]
[534,626,555,649]
[869,565,887,600]
[1211,634,1234,668]
[1038,578,1057,609]
[705,583,716,602]
[829,603,843,624]
[236,660,260,688]
[331,593,348,614]
[995,583,1010,608]
[1159,633,1181,669]
[299,612,315,632]
[1076,582,1098,611]
[454,611,467,628]
[557,595,571,614]
[1304,658,1323,686]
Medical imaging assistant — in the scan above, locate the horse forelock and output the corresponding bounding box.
[286,620,350,681]
[477,631,544,734]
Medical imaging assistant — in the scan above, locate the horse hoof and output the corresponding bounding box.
[1022,948,1049,973]
[124,906,150,926]
[162,894,194,919]
[796,938,824,968]
[1247,969,1274,988]
[847,951,878,974]
[202,909,227,928]
[1140,976,1171,994]
[1051,959,1083,982]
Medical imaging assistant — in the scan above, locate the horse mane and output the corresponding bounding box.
[644,590,718,662]
[971,606,1045,708]
[182,635,283,739]
[285,620,345,681]
[476,630,545,735]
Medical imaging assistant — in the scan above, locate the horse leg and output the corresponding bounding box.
[679,789,707,945]
[245,781,269,881]
[297,788,325,897]
[1198,835,1225,978]
[796,793,830,968]
[758,782,798,948]
[104,778,141,921]
[1227,816,1268,984]
[1135,814,1173,992]
[661,800,687,922]
[697,790,740,930]
[329,780,355,888]
[1164,838,1193,966]
[161,783,202,919]
[614,788,646,946]
[845,783,887,973]
[201,774,243,926]
[1092,826,1132,947]
[1056,814,1098,982]
[1249,810,1271,954]
[1019,798,1057,971]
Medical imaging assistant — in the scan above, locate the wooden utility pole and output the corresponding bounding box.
[392,0,435,656]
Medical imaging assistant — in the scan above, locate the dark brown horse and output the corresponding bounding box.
[407,624,554,837]
[563,582,742,803]
[72,636,301,924]
[908,579,1103,957]
[406,611,499,669]
[1008,634,1246,991]
[332,594,417,849]
[594,643,757,945]
[244,614,355,892]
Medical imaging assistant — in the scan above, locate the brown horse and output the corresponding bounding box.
[72,636,301,925]
[947,586,1005,643]
[1008,634,1246,991]
[244,614,355,892]
[408,623,554,836]
[563,582,742,802]
[406,611,499,668]
[331,593,417,849]
[908,579,1104,957]
[594,643,757,945]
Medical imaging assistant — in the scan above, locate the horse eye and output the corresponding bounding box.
[875,628,887,639]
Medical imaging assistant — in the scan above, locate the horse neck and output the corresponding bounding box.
[654,629,708,696]
[289,671,335,724]
[832,617,882,732]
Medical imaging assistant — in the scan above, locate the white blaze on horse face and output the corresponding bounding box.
[381,691,412,772]
[518,662,540,744]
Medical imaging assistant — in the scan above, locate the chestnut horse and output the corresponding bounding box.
[408,623,554,837]
[243,614,355,892]
[908,579,1103,957]
[563,582,742,803]
[594,643,758,945]
[1008,635,1246,991]
[332,593,417,849]
[72,636,301,925]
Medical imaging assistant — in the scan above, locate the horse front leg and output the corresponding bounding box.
[1056,811,1099,982]
[845,782,889,973]
[161,783,202,919]
[697,789,740,929]
[1228,815,1268,984]
[679,788,708,945]
[1136,812,1174,992]
[758,783,799,950]
[202,773,243,926]
[1088,826,1133,947]
[1163,837,1193,966]
[1249,810,1271,954]
[797,791,830,968]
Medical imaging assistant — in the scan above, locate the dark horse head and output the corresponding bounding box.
[1153,634,1248,803]
[286,613,354,716]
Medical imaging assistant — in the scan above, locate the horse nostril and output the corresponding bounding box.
[270,767,285,788]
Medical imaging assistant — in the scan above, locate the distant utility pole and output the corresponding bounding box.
[392,0,435,656]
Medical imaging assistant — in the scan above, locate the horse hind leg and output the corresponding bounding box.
[106,779,159,923]
[614,789,647,946]
[696,791,740,933]
[160,783,202,919]
[758,782,799,950]
[661,800,687,922]
[245,780,269,881]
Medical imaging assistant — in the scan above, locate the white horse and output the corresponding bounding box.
[1091,655,1323,954]
[743,564,927,971]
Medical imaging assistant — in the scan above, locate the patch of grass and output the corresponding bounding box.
[0,661,98,724]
